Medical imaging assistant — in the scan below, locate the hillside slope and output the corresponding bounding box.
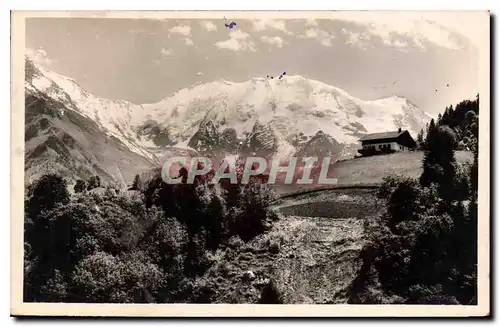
[24,89,156,187]
[331,150,473,184]
[269,188,383,303]
[276,151,473,195]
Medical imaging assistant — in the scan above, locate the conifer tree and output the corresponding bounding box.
[130,174,141,190]
[420,120,457,202]
[441,107,449,126]
[416,129,425,150]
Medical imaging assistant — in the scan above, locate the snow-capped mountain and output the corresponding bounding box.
[25,56,432,183]
[25,58,157,187]
[138,76,432,158]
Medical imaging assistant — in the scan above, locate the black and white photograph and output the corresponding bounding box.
[10,10,490,317]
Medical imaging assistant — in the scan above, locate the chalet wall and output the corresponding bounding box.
[362,142,410,152]
[362,142,397,151]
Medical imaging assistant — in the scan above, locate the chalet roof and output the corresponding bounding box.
[359,130,406,142]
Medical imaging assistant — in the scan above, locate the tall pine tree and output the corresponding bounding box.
[416,128,425,150]
[130,174,141,190]
[420,119,457,203]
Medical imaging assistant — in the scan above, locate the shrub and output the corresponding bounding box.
[38,269,68,302]
[377,175,421,233]
[377,175,413,200]
[259,279,284,304]
[70,251,165,303]
[228,181,279,241]
[454,163,471,200]
[385,178,420,232]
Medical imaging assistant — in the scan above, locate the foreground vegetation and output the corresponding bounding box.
[24,166,281,303]
[348,95,479,304]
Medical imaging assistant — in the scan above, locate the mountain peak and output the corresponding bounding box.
[25,61,431,162]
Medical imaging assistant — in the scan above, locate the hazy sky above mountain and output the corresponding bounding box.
[25,12,484,116]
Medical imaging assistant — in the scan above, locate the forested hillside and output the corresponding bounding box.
[349,96,479,304]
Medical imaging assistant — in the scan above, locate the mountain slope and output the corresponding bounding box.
[25,56,432,180]
[25,57,156,161]
[24,65,157,187]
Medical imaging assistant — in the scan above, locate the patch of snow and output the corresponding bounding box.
[31,75,53,91]
[173,140,198,152]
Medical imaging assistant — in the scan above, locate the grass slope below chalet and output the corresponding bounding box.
[332,150,473,184]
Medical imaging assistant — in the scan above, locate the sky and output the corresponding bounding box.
[25,12,484,115]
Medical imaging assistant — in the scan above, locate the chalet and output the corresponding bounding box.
[358,128,417,157]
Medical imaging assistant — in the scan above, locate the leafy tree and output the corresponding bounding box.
[24,174,71,288]
[25,174,70,221]
[436,96,479,150]
[74,179,86,193]
[465,110,476,123]
[142,163,278,246]
[470,139,479,196]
